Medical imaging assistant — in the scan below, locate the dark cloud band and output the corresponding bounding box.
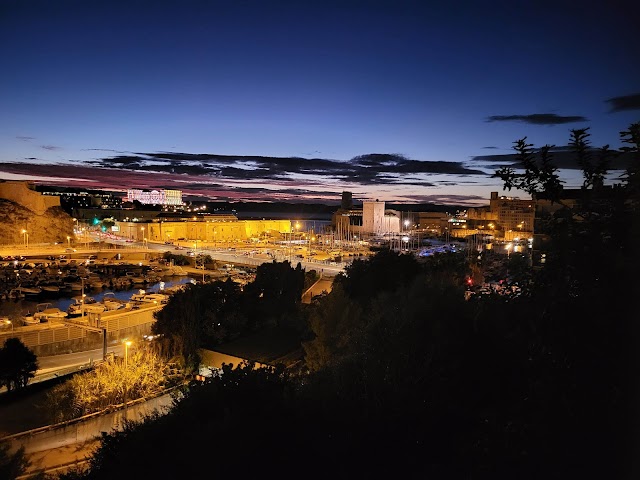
[606,93,640,112]
[486,114,588,125]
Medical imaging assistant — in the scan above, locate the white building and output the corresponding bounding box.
[362,200,400,235]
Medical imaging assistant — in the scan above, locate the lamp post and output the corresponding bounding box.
[141,227,146,248]
[21,229,28,248]
[123,340,132,418]
[67,236,71,248]
[79,277,86,320]
[124,340,132,367]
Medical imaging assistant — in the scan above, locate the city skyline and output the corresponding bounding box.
[1,1,638,206]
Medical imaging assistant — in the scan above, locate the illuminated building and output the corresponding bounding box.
[126,189,183,206]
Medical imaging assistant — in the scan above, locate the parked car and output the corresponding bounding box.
[175,246,185,250]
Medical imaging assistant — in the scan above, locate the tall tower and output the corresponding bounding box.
[341,191,353,210]
[362,200,385,234]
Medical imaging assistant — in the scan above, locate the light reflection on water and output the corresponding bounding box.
[0,276,194,324]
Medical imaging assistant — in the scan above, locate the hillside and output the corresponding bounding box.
[0,199,74,246]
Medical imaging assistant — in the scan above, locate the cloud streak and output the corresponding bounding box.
[87,152,487,186]
[0,149,496,206]
[486,113,588,125]
[606,93,640,112]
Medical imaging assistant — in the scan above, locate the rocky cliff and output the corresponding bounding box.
[0,199,74,246]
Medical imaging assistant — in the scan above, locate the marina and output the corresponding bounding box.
[0,274,193,327]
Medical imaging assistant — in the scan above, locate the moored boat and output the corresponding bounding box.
[130,289,168,304]
[8,289,25,300]
[40,283,61,293]
[33,303,68,322]
[23,311,38,325]
[67,295,98,317]
[17,285,42,296]
[102,292,131,310]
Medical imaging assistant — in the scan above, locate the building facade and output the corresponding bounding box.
[114,218,292,244]
[126,189,183,206]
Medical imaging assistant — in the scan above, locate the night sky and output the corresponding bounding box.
[1,0,638,206]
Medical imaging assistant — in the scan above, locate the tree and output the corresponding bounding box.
[243,260,305,327]
[0,338,38,392]
[0,442,30,480]
[493,137,563,201]
[153,279,246,367]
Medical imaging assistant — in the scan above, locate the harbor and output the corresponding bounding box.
[0,261,195,328]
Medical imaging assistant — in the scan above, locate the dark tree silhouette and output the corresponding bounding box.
[0,442,30,480]
[243,260,305,326]
[0,338,38,392]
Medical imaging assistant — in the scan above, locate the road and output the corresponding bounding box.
[302,277,334,303]
[37,345,124,375]
[2,237,348,277]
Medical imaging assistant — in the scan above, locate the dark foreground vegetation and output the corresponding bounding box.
[2,124,638,479]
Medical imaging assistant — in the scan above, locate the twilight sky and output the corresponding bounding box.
[1,0,638,206]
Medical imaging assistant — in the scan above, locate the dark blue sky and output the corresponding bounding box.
[1,0,638,205]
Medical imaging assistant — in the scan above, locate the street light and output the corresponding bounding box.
[124,340,132,368]
[140,227,146,248]
[21,229,28,248]
[67,236,71,248]
[123,340,132,417]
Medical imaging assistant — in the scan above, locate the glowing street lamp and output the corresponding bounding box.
[21,229,28,248]
[141,226,147,248]
[2,319,12,332]
[124,340,132,368]
[67,236,71,248]
[123,340,133,416]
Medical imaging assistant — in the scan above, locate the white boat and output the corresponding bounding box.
[17,285,42,295]
[40,283,61,293]
[66,296,98,317]
[126,272,147,284]
[102,292,130,310]
[88,278,106,289]
[8,289,25,300]
[130,290,168,305]
[67,282,84,291]
[23,311,38,325]
[33,303,68,322]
